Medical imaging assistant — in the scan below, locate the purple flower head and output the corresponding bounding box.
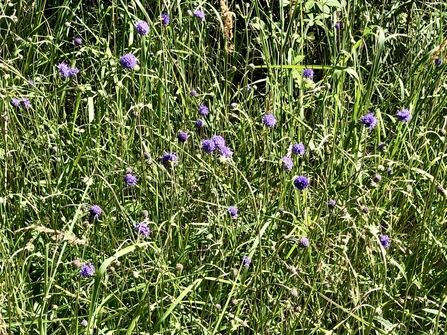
[437,185,446,197]
[74,37,82,45]
[373,173,382,183]
[360,112,378,130]
[58,62,71,77]
[135,20,150,35]
[89,205,102,219]
[219,146,233,158]
[134,222,150,237]
[303,68,314,79]
[190,89,197,96]
[387,167,393,175]
[299,236,309,248]
[263,114,277,128]
[20,98,31,109]
[193,10,205,22]
[335,22,340,29]
[124,173,137,187]
[160,14,170,25]
[396,109,412,122]
[28,79,35,86]
[212,135,225,149]
[228,206,238,218]
[380,234,390,248]
[242,255,251,268]
[293,176,309,190]
[195,119,205,129]
[177,131,189,143]
[198,105,209,116]
[162,153,178,167]
[80,263,95,278]
[80,320,88,327]
[201,139,215,153]
[435,57,442,67]
[377,142,386,151]
[11,98,20,108]
[68,67,79,77]
[281,156,293,171]
[292,142,305,156]
[120,54,138,70]
[328,199,336,208]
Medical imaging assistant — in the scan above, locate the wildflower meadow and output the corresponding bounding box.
[1,0,447,334]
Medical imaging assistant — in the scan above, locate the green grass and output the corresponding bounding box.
[1,0,447,334]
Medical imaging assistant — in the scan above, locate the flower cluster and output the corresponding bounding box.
[58,62,79,78]
[11,97,31,109]
[120,54,138,70]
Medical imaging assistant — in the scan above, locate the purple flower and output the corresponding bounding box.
[435,57,442,67]
[292,143,305,156]
[135,20,150,35]
[124,173,137,187]
[299,236,309,248]
[195,119,205,129]
[360,112,378,130]
[219,146,233,158]
[377,142,386,151]
[193,10,205,22]
[177,131,189,143]
[335,22,340,29]
[380,234,390,248]
[162,153,178,167]
[201,139,215,153]
[190,89,197,96]
[134,222,150,237]
[328,199,336,208]
[198,105,209,116]
[293,176,309,190]
[20,98,31,109]
[212,135,225,149]
[228,206,238,218]
[303,68,314,79]
[74,37,82,45]
[89,205,102,219]
[387,167,392,175]
[437,185,446,197]
[373,174,382,183]
[160,14,170,25]
[68,67,79,77]
[80,320,88,327]
[242,255,251,267]
[281,156,293,171]
[120,54,138,70]
[11,98,20,108]
[263,114,277,128]
[28,79,35,86]
[80,263,95,278]
[58,62,71,77]
[396,109,412,122]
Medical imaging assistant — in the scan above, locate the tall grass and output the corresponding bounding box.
[1,0,447,334]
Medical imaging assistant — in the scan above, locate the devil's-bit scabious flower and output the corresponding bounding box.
[74,37,82,45]
[190,89,197,96]
[11,98,20,108]
[20,98,31,109]
[80,263,95,278]
[328,199,336,208]
[193,10,205,22]
[219,146,233,158]
[292,143,305,156]
[437,185,446,197]
[303,68,314,79]
[134,222,150,237]
[281,157,293,171]
[396,109,412,122]
[360,112,378,130]
[68,67,79,77]
[160,14,170,25]
[263,114,277,127]
[212,135,225,149]
[435,57,442,67]
[380,234,390,248]
[299,236,309,248]
[293,176,309,190]
[178,131,189,143]
[228,206,238,218]
[124,173,137,187]
[135,20,150,35]
[201,139,215,153]
[58,62,70,77]
[387,167,393,175]
[162,153,178,167]
[80,320,88,327]
[120,54,138,70]
[373,174,382,183]
[89,205,102,219]
[198,105,209,116]
[195,119,205,129]
[242,256,251,267]
[335,22,340,29]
